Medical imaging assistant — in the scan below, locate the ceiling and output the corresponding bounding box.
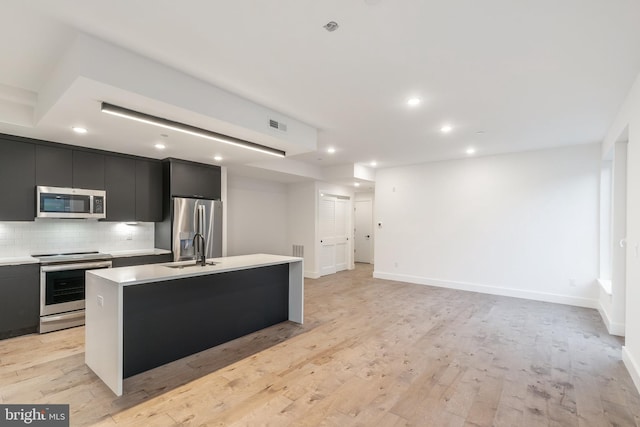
[1,0,640,186]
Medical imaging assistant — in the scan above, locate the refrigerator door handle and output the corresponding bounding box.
[197,205,205,235]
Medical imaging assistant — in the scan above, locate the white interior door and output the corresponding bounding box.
[319,194,350,276]
[355,199,373,263]
[334,199,348,271]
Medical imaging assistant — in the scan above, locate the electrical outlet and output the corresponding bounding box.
[97,295,104,307]
[569,278,576,287]
[126,232,133,241]
[394,262,399,268]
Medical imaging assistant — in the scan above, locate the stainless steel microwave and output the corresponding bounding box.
[36,186,106,219]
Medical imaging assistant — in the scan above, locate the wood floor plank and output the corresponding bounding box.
[0,263,638,426]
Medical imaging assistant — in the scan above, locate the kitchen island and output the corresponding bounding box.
[85,254,303,396]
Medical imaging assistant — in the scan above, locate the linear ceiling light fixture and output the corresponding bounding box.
[100,102,285,158]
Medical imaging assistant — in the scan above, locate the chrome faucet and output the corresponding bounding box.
[192,233,206,266]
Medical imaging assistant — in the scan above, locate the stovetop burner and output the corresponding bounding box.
[34,251,113,264]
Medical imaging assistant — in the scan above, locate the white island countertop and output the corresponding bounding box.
[89,253,303,286]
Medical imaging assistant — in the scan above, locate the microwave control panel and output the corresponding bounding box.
[93,196,105,214]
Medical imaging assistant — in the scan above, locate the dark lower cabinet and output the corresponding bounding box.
[111,253,172,268]
[0,264,40,339]
[0,137,35,221]
[105,155,136,221]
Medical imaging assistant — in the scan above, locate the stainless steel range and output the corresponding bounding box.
[35,251,112,333]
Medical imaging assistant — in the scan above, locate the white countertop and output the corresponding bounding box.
[0,256,39,266]
[0,248,170,266]
[87,254,303,286]
[107,248,172,258]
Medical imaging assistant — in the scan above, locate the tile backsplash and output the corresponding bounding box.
[0,220,155,257]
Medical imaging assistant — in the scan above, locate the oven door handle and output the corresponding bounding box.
[42,311,85,323]
[41,261,112,272]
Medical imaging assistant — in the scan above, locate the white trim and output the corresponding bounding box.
[372,271,598,309]
[622,347,640,394]
[597,278,613,295]
[597,300,625,336]
[305,271,320,279]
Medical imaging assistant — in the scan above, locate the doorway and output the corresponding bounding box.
[599,140,627,336]
[319,193,351,276]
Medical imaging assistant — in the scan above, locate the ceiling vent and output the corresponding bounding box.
[269,119,287,132]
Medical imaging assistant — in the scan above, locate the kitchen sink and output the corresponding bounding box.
[164,261,218,269]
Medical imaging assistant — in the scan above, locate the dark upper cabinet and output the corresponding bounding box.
[0,264,40,339]
[105,155,136,221]
[0,133,166,222]
[169,159,221,200]
[135,159,163,222]
[103,157,163,222]
[0,138,35,221]
[73,150,105,190]
[35,145,73,187]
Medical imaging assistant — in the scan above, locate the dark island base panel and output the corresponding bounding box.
[122,264,289,378]
[0,326,38,341]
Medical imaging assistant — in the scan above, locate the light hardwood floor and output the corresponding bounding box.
[1,264,639,426]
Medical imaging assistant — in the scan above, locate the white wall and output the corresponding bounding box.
[374,144,600,308]
[226,173,289,256]
[355,192,375,263]
[0,221,154,256]
[287,181,317,277]
[605,72,640,393]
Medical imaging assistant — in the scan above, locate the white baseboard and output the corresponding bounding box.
[304,271,320,279]
[372,271,598,309]
[622,347,640,394]
[597,301,625,336]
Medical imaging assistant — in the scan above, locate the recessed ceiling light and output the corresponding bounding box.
[214,155,223,161]
[441,124,453,133]
[466,147,476,155]
[72,126,87,134]
[154,143,166,150]
[354,182,361,187]
[407,97,421,107]
[327,147,336,154]
[370,161,377,167]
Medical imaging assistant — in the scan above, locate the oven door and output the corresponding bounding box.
[40,260,112,316]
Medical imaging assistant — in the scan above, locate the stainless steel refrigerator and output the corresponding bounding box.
[172,197,223,261]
